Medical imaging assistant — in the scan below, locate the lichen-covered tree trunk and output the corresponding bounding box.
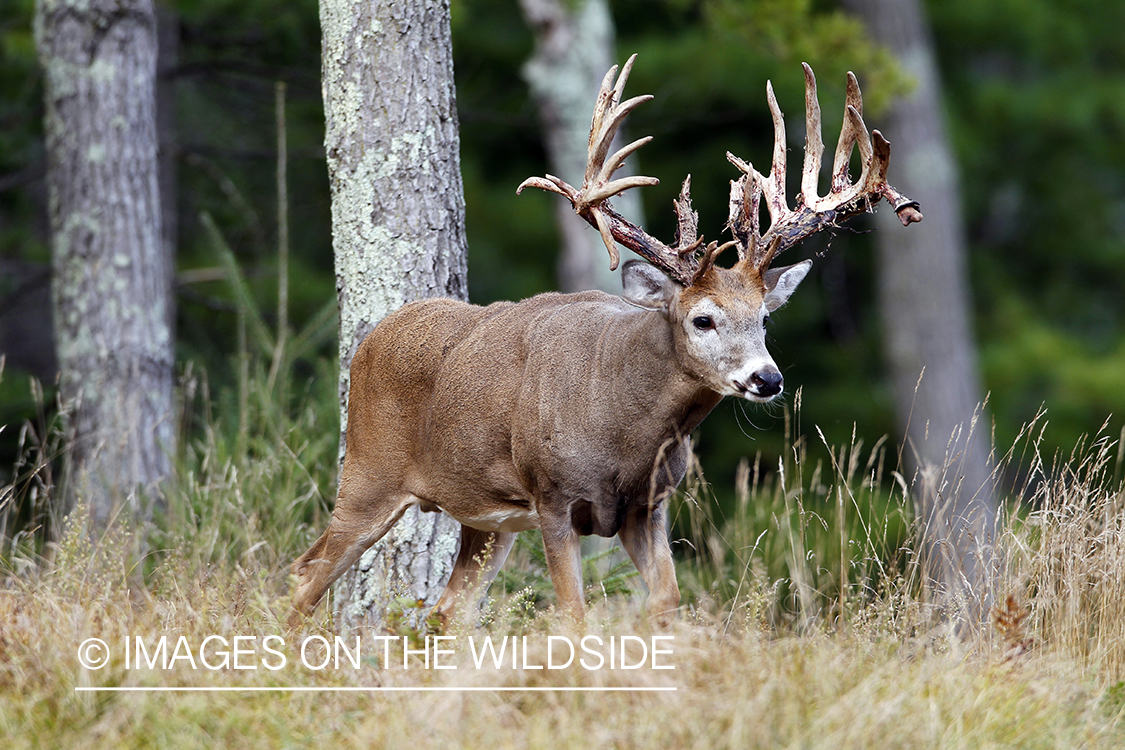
[844,0,999,621]
[36,0,175,530]
[321,0,466,630]
[519,0,645,293]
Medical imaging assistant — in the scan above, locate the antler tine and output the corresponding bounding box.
[598,135,652,184]
[516,174,577,201]
[800,63,824,204]
[673,176,701,256]
[518,62,626,204]
[578,54,659,219]
[725,171,762,262]
[871,129,923,225]
[761,80,789,221]
[612,52,637,104]
[590,209,622,271]
[726,176,749,251]
[831,72,864,192]
[584,63,621,187]
[724,152,773,265]
[823,104,875,209]
[870,129,890,184]
[721,79,792,268]
[584,137,658,206]
[849,105,874,178]
[747,176,761,254]
[690,239,738,286]
[587,98,654,183]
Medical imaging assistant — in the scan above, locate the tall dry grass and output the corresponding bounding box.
[2,356,1125,748]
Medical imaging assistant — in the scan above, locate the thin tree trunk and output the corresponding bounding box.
[844,0,999,621]
[519,0,645,293]
[36,0,175,530]
[320,0,466,630]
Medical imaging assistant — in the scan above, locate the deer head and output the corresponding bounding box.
[518,55,922,401]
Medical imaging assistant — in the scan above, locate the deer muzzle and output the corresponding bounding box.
[732,365,783,400]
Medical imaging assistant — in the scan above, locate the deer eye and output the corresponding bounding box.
[692,315,714,331]
[763,314,771,328]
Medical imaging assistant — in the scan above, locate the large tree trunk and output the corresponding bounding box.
[518,0,645,293]
[843,0,999,621]
[321,0,467,630]
[36,0,175,530]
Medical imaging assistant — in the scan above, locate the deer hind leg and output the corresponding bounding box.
[289,479,415,629]
[431,526,516,628]
[617,503,680,627]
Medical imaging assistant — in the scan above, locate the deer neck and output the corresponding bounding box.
[615,308,724,435]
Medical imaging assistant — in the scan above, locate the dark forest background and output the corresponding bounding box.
[3,0,1124,501]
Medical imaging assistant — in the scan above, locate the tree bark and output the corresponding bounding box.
[320,0,466,630]
[843,0,998,620]
[155,2,179,330]
[36,0,175,529]
[519,0,646,293]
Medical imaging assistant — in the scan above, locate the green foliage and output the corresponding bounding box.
[0,372,61,566]
[670,396,915,626]
[155,216,339,571]
[166,0,333,377]
[931,0,1125,452]
[0,0,44,261]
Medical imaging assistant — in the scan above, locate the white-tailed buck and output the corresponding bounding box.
[290,56,921,628]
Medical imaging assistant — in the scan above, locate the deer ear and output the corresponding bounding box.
[763,259,812,312]
[622,260,678,312]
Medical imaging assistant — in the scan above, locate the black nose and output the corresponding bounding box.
[750,368,783,397]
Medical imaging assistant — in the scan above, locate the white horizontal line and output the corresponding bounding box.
[75,685,677,693]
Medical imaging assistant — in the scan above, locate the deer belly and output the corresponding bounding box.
[450,505,540,533]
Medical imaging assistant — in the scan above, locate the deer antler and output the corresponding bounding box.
[517,54,708,287]
[727,64,923,272]
[518,57,921,286]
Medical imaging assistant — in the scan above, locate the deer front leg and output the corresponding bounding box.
[617,503,680,627]
[539,510,585,623]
